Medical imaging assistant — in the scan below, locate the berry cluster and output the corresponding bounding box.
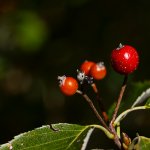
[58,60,107,96]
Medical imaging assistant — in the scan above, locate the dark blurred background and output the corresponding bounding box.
[0,0,150,149]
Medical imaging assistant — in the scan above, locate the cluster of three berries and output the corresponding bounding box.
[58,61,106,96]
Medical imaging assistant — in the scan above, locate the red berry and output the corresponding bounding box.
[58,76,78,96]
[90,62,107,80]
[80,61,95,75]
[111,44,139,75]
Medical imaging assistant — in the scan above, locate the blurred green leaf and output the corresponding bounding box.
[15,11,47,52]
[0,123,94,150]
[129,136,150,150]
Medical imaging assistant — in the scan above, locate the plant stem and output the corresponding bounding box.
[116,122,121,138]
[91,83,109,122]
[110,75,128,125]
[109,123,122,149]
[109,75,128,149]
[90,124,114,139]
[76,90,110,131]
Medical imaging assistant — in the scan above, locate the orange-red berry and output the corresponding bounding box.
[90,62,107,80]
[80,61,95,75]
[58,76,78,96]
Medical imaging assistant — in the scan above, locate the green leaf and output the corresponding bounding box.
[130,81,150,99]
[129,136,150,150]
[131,88,150,108]
[124,81,150,109]
[0,123,95,150]
[0,123,114,150]
[114,105,150,126]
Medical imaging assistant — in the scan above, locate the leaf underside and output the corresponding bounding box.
[129,136,150,150]
[0,123,94,150]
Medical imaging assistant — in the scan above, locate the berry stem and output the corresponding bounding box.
[91,83,109,123]
[110,75,128,124]
[108,75,128,149]
[76,90,110,131]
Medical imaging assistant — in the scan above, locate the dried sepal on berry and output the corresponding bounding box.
[77,69,93,84]
[77,69,86,84]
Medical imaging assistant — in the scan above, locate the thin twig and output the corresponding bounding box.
[109,123,121,149]
[91,83,109,122]
[109,75,128,149]
[89,124,114,139]
[110,75,128,125]
[76,90,110,131]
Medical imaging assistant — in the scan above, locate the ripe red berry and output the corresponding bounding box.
[80,61,95,75]
[58,76,78,96]
[111,44,139,75]
[90,62,107,80]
